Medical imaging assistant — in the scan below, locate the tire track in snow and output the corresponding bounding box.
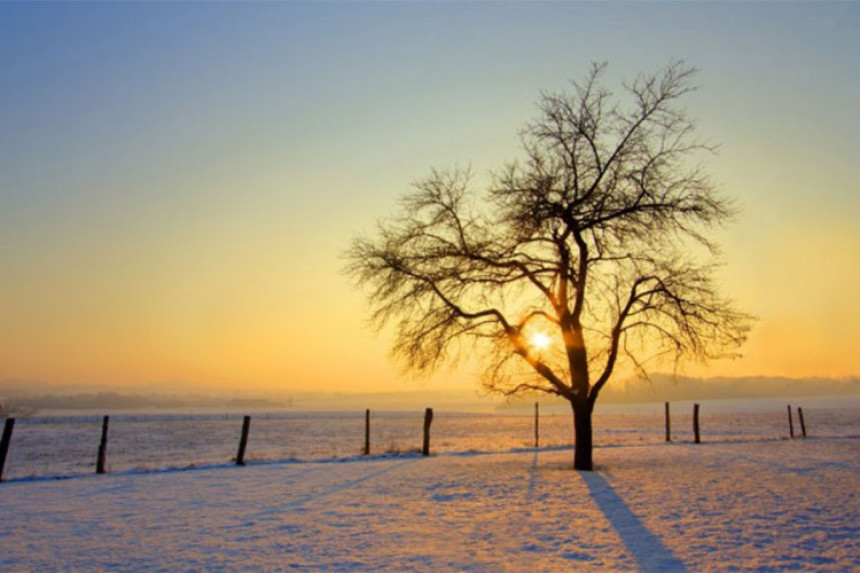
[414,452,547,569]
[251,458,417,516]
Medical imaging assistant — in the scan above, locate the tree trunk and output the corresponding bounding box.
[571,399,594,471]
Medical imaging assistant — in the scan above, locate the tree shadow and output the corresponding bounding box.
[581,470,688,572]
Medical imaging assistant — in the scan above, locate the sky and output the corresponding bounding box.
[2,1,859,396]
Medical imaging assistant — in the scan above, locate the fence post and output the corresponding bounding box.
[787,405,795,439]
[236,415,251,466]
[693,403,701,444]
[798,407,807,438]
[364,409,371,456]
[96,415,110,474]
[665,402,671,442]
[0,418,15,483]
[422,408,433,456]
[534,402,540,449]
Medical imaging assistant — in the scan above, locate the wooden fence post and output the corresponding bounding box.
[534,402,540,449]
[422,408,433,456]
[665,402,671,442]
[96,415,110,474]
[0,418,15,483]
[236,415,251,466]
[693,403,701,444]
[787,405,795,439]
[798,407,807,438]
[364,409,371,456]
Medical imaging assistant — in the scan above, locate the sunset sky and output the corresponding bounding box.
[2,2,859,395]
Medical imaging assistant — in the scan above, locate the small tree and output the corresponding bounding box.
[345,62,752,470]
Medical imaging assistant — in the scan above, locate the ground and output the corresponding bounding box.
[1,437,857,571]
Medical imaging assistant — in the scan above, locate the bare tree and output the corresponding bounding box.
[345,62,752,470]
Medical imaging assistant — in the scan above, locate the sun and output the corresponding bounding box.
[529,331,552,351]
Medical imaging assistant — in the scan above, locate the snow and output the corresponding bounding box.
[6,398,859,480]
[1,437,857,571]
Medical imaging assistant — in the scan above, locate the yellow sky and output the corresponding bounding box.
[1,3,859,394]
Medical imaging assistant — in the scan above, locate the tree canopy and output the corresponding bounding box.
[345,61,752,469]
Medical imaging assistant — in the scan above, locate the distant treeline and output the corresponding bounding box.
[598,375,860,403]
[1,392,289,415]
[496,375,860,409]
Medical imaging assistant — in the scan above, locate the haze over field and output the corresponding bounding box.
[2,376,859,417]
[2,2,859,398]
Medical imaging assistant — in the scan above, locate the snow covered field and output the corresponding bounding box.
[4,397,858,480]
[1,436,857,571]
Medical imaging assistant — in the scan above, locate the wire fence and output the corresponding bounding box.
[1,403,858,482]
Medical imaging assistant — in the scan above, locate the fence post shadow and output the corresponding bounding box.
[581,470,688,572]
